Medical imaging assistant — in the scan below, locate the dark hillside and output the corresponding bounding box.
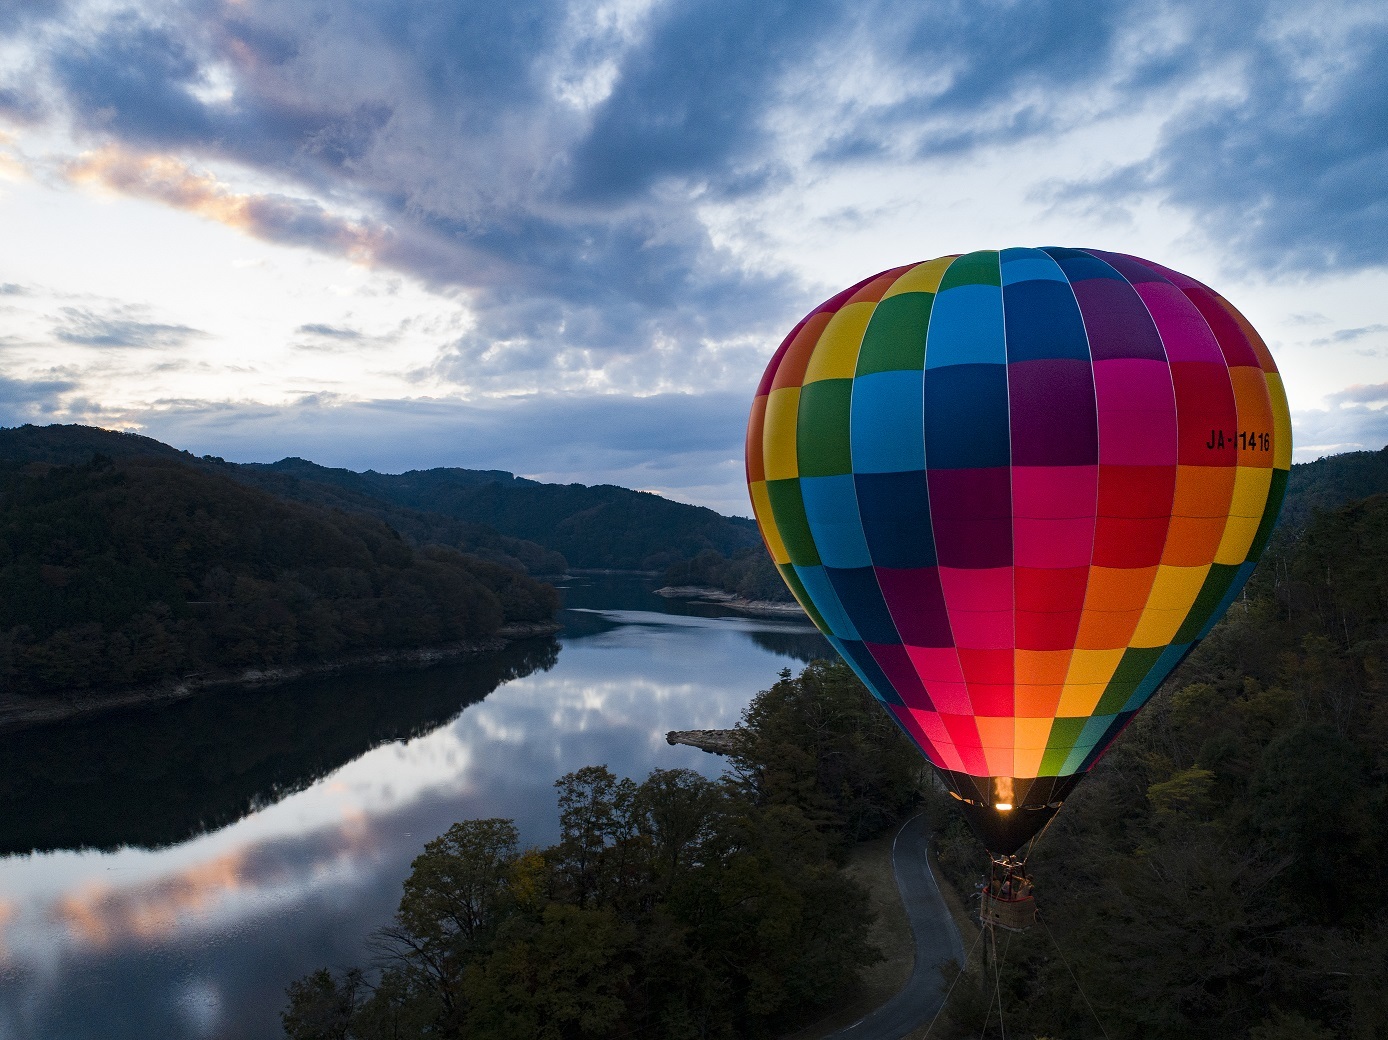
[0,427,568,575]
[1277,444,1388,538]
[0,426,761,572]
[221,461,568,575]
[246,457,761,570]
[0,423,191,465]
[0,454,557,700]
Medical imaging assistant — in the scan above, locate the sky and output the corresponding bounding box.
[0,0,1385,517]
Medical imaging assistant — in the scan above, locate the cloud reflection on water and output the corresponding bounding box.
[0,583,829,1039]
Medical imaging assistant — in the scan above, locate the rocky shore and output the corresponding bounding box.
[666,728,741,755]
[0,621,561,735]
[653,585,807,619]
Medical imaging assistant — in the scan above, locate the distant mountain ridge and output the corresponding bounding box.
[0,425,761,572]
[239,455,760,570]
[1278,446,1388,537]
[5,424,1387,577]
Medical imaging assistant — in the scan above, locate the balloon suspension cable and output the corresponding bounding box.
[1019,809,1059,870]
[980,918,1012,1040]
[921,925,985,1039]
[1037,910,1112,1040]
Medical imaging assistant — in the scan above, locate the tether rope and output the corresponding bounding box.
[1038,910,1112,1040]
[995,926,1012,1040]
[921,922,985,1038]
[980,923,1012,1040]
[979,926,996,1038]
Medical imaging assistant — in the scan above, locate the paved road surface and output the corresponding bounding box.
[825,814,969,1040]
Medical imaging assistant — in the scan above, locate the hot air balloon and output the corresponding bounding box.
[746,248,1290,918]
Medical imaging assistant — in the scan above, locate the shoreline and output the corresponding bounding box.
[653,585,807,619]
[0,621,561,735]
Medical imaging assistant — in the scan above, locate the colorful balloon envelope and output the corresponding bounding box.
[746,248,1291,853]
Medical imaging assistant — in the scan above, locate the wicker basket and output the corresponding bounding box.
[981,891,1037,931]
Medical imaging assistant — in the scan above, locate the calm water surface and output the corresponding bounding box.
[0,574,828,1040]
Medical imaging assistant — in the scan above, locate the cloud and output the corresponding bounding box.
[0,0,66,34]
[294,324,361,340]
[0,131,31,179]
[291,321,408,354]
[1293,395,1388,462]
[1056,6,1388,273]
[808,0,1165,164]
[24,0,816,378]
[0,373,77,424]
[63,146,386,263]
[565,0,842,201]
[1325,383,1388,408]
[1311,324,1388,347]
[51,306,206,348]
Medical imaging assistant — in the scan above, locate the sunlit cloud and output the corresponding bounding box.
[63,146,387,265]
[49,814,379,950]
[0,897,17,965]
[0,131,28,180]
[53,853,253,948]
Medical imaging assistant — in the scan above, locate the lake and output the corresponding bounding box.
[0,574,828,1040]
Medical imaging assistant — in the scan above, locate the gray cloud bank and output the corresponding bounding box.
[6,0,1385,371]
[2,0,1386,504]
[0,373,79,426]
[53,306,205,348]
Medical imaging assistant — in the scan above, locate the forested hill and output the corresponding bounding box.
[0,453,558,700]
[0,425,760,571]
[239,456,760,569]
[1277,445,1388,537]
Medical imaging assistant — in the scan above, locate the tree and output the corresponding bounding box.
[634,768,720,895]
[282,968,364,1040]
[731,660,923,847]
[552,766,637,908]
[373,819,519,1027]
[465,904,635,1040]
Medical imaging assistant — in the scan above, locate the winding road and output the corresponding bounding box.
[826,814,969,1040]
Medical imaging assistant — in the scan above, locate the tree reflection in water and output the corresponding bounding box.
[747,629,831,664]
[0,638,559,854]
[0,575,833,1040]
